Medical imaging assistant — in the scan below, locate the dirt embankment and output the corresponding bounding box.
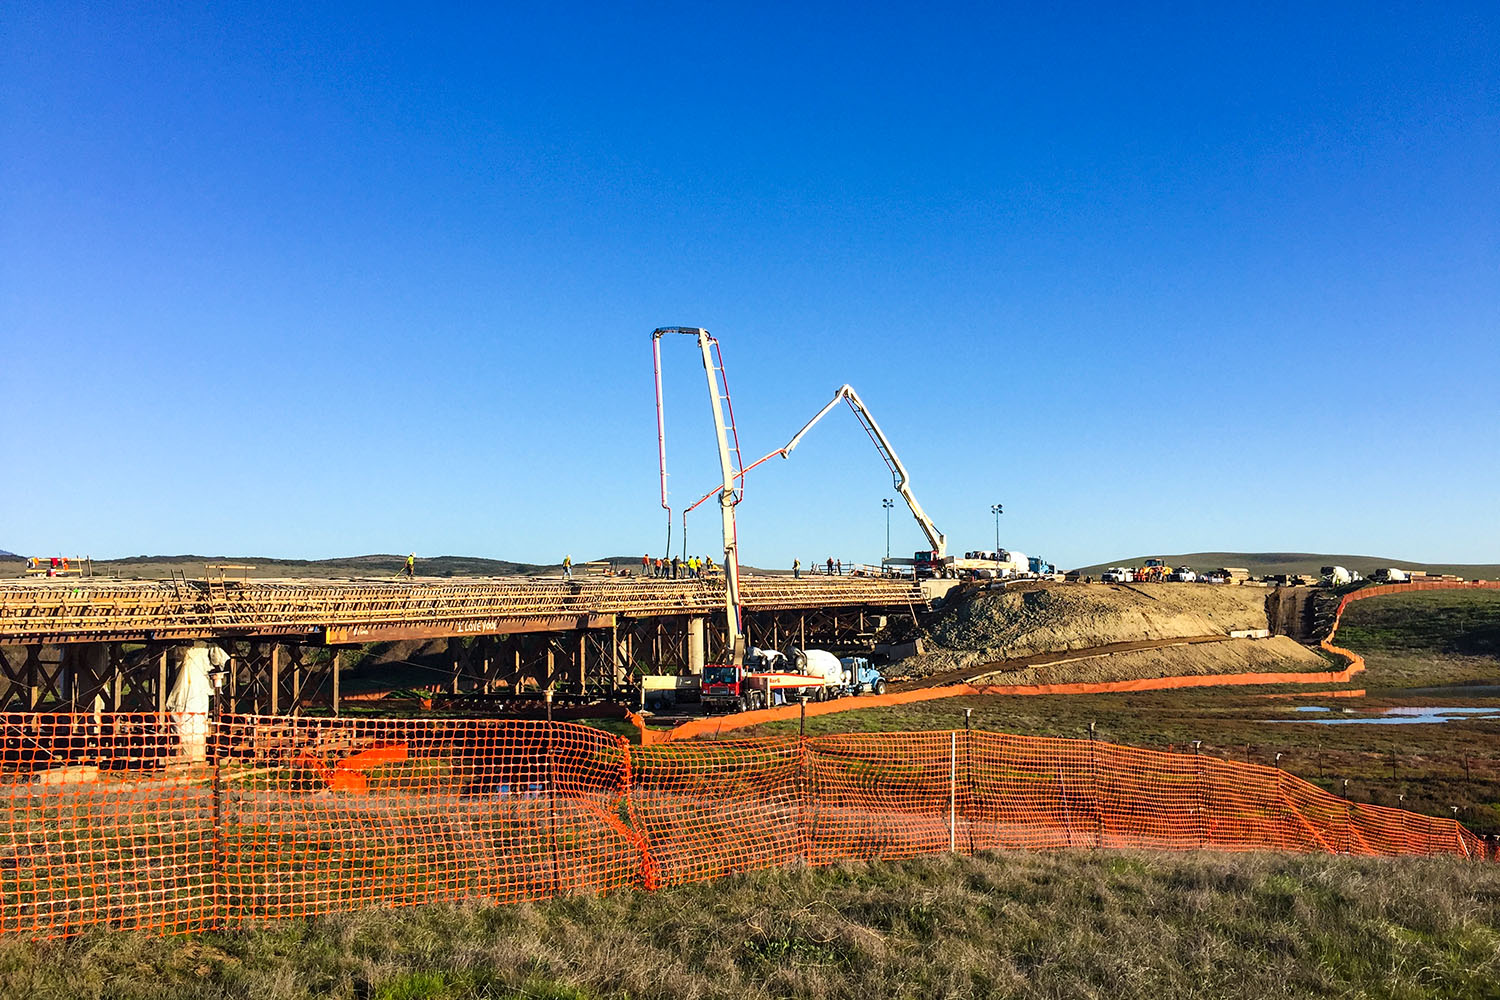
[895,582,1276,681]
[964,635,1329,687]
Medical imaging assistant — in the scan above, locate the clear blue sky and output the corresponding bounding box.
[3,3,1497,570]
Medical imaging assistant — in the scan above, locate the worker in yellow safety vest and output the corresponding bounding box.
[404,553,415,578]
[563,555,572,581]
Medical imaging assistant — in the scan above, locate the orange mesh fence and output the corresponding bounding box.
[0,712,214,938]
[0,715,1489,939]
[216,714,646,922]
[1320,581,1500,675]
[627,736,803,886]
[654,658,1370,743]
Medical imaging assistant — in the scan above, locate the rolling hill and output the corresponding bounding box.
[0,552,782,580]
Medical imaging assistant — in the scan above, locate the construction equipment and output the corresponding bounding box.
[1135,558,1172,583]
[700,656,828,713]
[653,326,747,666]
[838,655,888,695]
[1028,556,1058,577]
[698,645,889,712]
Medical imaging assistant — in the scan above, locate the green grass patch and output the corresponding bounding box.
[7,850,1496,999]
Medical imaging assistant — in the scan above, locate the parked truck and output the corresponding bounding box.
[699,647,890,712]
[1028,556,1056,577]
[699,647,837,712]
[839,656,888,695]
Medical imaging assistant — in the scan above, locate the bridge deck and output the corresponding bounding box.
[0,576,923,644]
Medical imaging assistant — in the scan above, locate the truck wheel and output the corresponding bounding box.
[753,691,767,710]
[874,679,887,696]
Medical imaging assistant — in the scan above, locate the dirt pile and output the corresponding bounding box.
[896,582,1272,680]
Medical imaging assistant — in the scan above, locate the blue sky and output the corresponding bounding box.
[3,3,1497,569]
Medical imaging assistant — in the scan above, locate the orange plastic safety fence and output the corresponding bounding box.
[0,712,214,938]
[216,714,645,922]
[0,714,1489,939]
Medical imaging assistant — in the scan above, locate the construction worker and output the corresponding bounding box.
[642,553,650,577]
[793,558,801,579]
[671,555,680,579]
[654,557,663,578]
[563,555,572,581]
[826,557,833,575]
[404,553,415,578]
[836,559,842,576]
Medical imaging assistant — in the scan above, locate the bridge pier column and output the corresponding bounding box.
[687,617,706,674]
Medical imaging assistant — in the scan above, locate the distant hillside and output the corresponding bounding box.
[1071,552,1500,581]
[0,549,16,558]
[2,552,785,581]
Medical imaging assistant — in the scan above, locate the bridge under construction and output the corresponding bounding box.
[0,576,925,715]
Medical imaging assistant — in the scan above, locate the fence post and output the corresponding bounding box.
[1088,722,1102,849]
[962,710,977,854]
[546,712,561,896]
[1192,741,1206,849]
[1275,753,1288,851]
[797,719,811,867]
[208,666,226,931]
[949,731,957,853]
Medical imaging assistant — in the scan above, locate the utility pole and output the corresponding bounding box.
[882,498,894,561]
[991,503,1003,569]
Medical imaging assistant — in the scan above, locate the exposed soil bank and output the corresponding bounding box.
[898,582,1280,681]
[964,635,1329,687]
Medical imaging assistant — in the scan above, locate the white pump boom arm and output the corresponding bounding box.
[782,385,947,559]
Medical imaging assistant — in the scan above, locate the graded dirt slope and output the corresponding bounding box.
[964,635,1329,687]
[895,582,1276,681]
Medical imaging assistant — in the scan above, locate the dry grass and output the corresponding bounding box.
[1,849,1497,999]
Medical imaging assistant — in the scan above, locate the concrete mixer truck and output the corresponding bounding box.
[699,647,890,712]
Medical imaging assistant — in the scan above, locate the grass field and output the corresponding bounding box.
[2,849,1497,999]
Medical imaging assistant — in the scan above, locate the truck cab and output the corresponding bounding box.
[700,663,766,713]
[913,550,950,579]
[839,656,888,696]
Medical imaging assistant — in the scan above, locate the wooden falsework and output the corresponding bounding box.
[0,577,924,713]
[0,577,921,644]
